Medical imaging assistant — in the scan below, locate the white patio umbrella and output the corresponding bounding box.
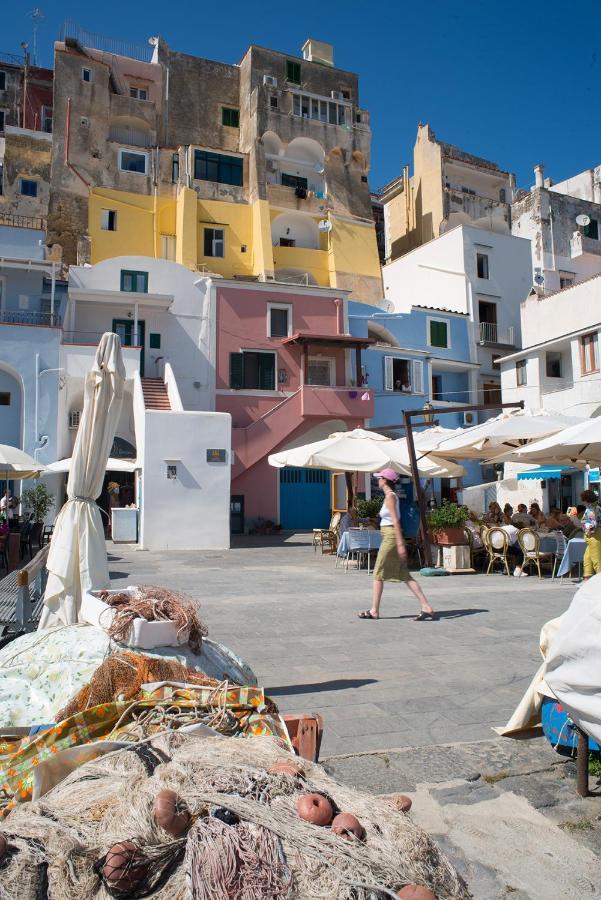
[512,417,601,467]
[268,428,465,478]
[39,333,126,628]
[45,457,138,474]
[426,409,585,461]
[0,444,47,513]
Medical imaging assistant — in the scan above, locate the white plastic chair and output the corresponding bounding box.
[345,529,379,573]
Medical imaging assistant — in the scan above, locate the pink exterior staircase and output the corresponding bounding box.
[141,378,171,410]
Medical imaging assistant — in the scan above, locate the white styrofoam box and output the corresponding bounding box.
[80,587,190,650]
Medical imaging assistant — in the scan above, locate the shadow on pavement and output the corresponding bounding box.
[108,571,130,580]
[388,608,488,620]
[266,678,378,695]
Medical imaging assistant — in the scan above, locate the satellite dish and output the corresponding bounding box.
[318,219,332,233]
[576,214,591,227]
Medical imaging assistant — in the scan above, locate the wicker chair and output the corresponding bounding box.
[312,512,341,554]
[463,526,487,571]
[486,527,511,576]
[518,528,555,578]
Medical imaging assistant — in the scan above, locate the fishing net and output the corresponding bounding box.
[0,733,470,899]
[56,652,220,722]
[97,585,207,652]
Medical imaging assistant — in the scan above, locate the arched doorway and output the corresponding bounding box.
[0,367,23,497]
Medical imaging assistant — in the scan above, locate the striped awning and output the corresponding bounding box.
[517,465,577,481]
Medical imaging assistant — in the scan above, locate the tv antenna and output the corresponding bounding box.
[28,7,45,65]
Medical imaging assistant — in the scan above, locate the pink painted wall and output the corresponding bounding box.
[215,285,347,397]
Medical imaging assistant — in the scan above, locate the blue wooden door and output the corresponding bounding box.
[280,468,331,530]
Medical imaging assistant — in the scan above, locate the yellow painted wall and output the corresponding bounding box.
[413,127,444,245]
[176,187,197,269]
[90,188,176,263]
[252,200,274,278]
[329,217,382,280]
[196,199,254,278]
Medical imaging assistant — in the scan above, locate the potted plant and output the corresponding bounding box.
[356,498,382,527]
[427,501,468,545]
[21,483,54,524]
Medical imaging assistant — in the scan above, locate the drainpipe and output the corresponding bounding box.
[333,298,343,334]
[50,261,56,320]
[65,98,91,188]
[35,361,64,460]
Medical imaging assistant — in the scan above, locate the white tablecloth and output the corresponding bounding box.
[556,537,586,578]
[337,530,383,557]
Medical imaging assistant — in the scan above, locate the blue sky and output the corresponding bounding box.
[5,0,600,190]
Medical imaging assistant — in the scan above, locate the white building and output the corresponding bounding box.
[382,224,532,408]
[499,273,601,418]
[512,164,601,295]
[1,248,232,550]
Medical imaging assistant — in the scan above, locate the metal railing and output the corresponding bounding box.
[59,20,155,63]
[0,309,62,327]
[0,212,46,230]
[479,322,515,346]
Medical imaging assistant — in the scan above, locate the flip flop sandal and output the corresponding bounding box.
[414,611,437,621]
[357,610,378,619]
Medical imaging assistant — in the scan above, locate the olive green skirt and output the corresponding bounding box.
[373,526,410,582]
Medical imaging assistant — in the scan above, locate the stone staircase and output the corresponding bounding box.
[141,378,171,410]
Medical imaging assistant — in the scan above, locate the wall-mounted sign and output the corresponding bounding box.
[207,449,227,463]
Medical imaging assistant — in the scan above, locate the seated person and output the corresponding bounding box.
[529,502,546,526]
[483,501,504,525]
[464,513,483,548]
[502,503,514,524]
[511,503,537,528]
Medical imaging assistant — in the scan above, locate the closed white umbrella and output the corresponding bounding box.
[427,409,585,461]
[268,428,464,478]
[39,333,126,628]
[513,417,601,466]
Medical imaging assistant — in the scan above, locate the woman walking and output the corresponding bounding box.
[358,469,436,621]
[581,489,601,580]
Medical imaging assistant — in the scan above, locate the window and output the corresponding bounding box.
[499,188,506,203]
[307,357,334,386]
[384,357,423,394]
[483,382,502,404]
[432,374,443,401]
[286,60,301,84]
[476,252,489,279]
[0,393,10,406]
[194,150,243,186]
[149,333,161,349]
[101,209,117,231]
[279,237,295,247]
[0,72,6,91]
[0,110,4,132]
[0,162,3,195]
[516,360,527,386]
[546,351,562,378]
[428,318,449,349]
[268,305,291,338]
[203,228,224,258]
[559,272,575,290]
[119,149,148,175]
[81,67,93,83]
[129,85,148,100]
[171,152,179,183]
[270,95,278,109]
[42,105,52,133]
[20,178,38,197]
[221,107,239,128]
[580,332,599,375]
[281,173,308,191]
[160,234,176,260]
[492,354,501,371]
[120,270,148,293]
[291,93,349,126]
[229,351,276,391]
[584,218,599,240]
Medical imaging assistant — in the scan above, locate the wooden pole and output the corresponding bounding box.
[576,727,590,797]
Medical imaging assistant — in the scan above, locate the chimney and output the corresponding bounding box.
[301,39,334,67]
[534,164,545,188]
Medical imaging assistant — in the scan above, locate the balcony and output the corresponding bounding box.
[272,245,330,286]
[0,212,46,230]
[61,340,141,379]
[479,322,515,348]
[267,183,326,215]
[570,231,601,259]
[300,384,374,419]
[0,308,61,327]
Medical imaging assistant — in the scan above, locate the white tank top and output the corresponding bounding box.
[379,493,400,527]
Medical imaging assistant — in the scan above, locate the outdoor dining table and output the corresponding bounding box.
[556,536,586,579]
[337,529,383,572]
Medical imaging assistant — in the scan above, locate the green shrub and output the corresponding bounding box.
[427,501,468,530]
[21,483,54,523]
[356,498,382,519]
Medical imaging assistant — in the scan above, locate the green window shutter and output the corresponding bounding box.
[149,333,161,349]
[222,107,239,127]
[259,354,275,390]
[430,320,448,348]
[286,60,301,84]
[230,353,244,389]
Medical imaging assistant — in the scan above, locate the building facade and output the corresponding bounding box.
[380,124,516,262]
[46,28,382,304]
[512,164,601,296]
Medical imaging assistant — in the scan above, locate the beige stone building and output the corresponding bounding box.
[379,124,516,262]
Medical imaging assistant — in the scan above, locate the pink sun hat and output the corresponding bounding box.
[372,468,399,482]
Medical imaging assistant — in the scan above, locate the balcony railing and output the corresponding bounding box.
[0,309,61,327]
[0,212,46,231]
[479,322,515,347]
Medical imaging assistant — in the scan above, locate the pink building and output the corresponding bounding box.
[214,281,374,531]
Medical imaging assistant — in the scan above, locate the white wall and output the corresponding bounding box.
[382,227,467,314]
[141,409,231,550]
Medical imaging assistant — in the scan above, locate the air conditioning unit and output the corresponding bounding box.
[69,410,82,430]
[263,75,278,88]
[330,90,344,101]
[463,412,475,426]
